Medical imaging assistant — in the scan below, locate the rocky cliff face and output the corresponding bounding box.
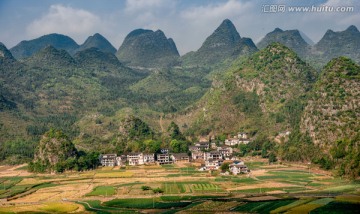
[300,57,360,147]
[183,43,316,136]
[116,29,180,68]
[34,129,77,166]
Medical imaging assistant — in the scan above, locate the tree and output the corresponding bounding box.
[141,186,151,191]
[168,121,185,141]
[152,187,164,193]
[268,153,277,164]
[170,139,188,153]
[220,163,230,172]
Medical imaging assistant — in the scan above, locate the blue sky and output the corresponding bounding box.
[0,0,359,55]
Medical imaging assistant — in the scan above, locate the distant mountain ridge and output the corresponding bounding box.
[25,45,76,68]
[116,29,180,68]
[10,33,79,59]
[0,42,16,64]
[257,28,311,58]
[182,19,258,66]
[312,25,360,64]
[76,33,116,54]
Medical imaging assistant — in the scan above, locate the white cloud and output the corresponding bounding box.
[26,4,102,44]
[181,0,253,24]
[125,0,175,13]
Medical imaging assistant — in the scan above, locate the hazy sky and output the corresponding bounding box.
[0,0,359,55]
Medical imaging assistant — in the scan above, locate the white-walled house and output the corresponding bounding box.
[191,151,204,160]
[100,154,118,167]
[229,161,249,175]
[157,153,172,165]
[204,151,222,160]
[143,153,155,164]
[127,153,144,166]
[205,159,223,170]
[171,153,190,162]
[217,146,233,157]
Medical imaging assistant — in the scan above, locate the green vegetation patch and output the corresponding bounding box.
[77,200,135,214]
[86,186,115,196]
[104,198,191,209]
[192,183,224,193]
[160,195,224,201]
[233,200,296,213]
[311,201,360,214]
[215,177,258,184]
[231,186,308,193]
[287,198,334,213]
[270,198,314,213]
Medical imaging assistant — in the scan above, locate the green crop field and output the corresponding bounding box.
[77,200,136,214]
[192,183,224,193]
[286,198,334,213]
[104,198,191,209]
[311,201,360,214]
[233,200,296,213]
[215,176,258,184]
[86,186,116,196]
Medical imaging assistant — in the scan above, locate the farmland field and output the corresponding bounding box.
[0,158,359,213]
[86,186,116,196]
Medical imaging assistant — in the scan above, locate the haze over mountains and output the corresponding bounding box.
[1,19,359,177]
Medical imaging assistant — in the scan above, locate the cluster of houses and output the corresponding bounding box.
[224,132,250,146]
[100,132,251,174]
[100,149,191,167]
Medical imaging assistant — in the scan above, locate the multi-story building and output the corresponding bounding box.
[143,153,155,164]
[217,146,233,157]
[127,153,144,166]
[205,159,223,170]
[194,142,210,150]
[157,153,172,165]
[100,154,118,167]
[191,151,204,160]
[204,151,222,160]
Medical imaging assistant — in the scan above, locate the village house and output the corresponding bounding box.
[217,146,233,157]
[238,132,248,139]
[225,155,240,161]
[204,151,222,161]
[116,155,127,166]
[127,153,144,166]
[210,142,217,149]
[189,145,200,152]
[194,142,210,150]
[157,153,172,165]
[205,158,223,170]
[229,160,249,175]
[143,153,155,164]
[100,154,118,167]
[191,151,204,160]
[224,138,240,146]
[171,153,190,162]
[225,132,250,146]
